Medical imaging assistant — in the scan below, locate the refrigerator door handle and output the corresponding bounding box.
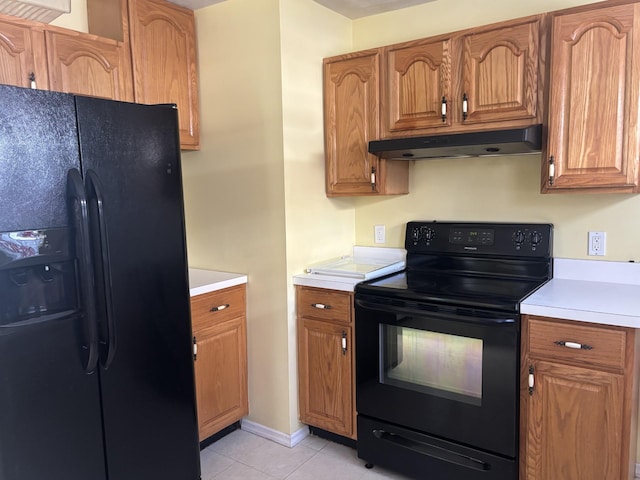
[86,170,117,369]
[67,168,100,373]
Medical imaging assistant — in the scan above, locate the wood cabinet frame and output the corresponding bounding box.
[520,315,640,480]
[296,285,356,439]
[191,284,248,442]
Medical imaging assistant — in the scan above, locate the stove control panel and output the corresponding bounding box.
[406,221,552,257]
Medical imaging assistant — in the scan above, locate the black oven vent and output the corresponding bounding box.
[368,125,542,160]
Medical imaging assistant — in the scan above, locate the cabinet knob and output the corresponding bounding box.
[462,93,468,120]
[311,303,331,310]
[528,365,534,395]
[210,304,230,312]
[554,340,592,350]
[441,96,447,122]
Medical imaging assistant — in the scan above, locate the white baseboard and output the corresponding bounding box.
[240,419,309,448]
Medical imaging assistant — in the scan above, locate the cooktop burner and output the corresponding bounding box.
[356,221,553,313]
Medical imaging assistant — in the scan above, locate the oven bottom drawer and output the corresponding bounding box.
[357,415,517,480]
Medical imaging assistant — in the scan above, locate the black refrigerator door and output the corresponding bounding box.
[74,96,200,480]
[0,85,107,480]
[0,85,80,231]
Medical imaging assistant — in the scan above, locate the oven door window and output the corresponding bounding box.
[381,325,482,406]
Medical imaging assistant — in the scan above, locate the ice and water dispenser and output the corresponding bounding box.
[0,228,77,325]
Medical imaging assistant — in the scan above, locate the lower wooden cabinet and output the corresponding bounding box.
[520,315,639,480]
[296,285,356,439]
[191,284,248,442]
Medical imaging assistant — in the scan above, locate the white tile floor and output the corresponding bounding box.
[200,429,413,480]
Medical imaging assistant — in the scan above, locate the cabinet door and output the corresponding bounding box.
[128,0,200,150]
[0,16,48,89]
[462,18,541,125]
[383,36,453,134]
[194,316,248,442]
[543,3,640,192]
[298,318,353,438]
[525,359,624,480]
[45,29,133,101]
[324,50,381,196]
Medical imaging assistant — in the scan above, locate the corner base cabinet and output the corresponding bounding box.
[296,286,356,439]
[191,284,248,442]
[520,315,639,480]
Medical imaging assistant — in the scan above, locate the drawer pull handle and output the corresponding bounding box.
[311,303,331,310]
[441,96,447,122]
[210,304,230,312]
[554,340,593,350]
[528,365,534,395]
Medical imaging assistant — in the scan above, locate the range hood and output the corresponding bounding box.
[368,124,542,160]
[0,0,70,23]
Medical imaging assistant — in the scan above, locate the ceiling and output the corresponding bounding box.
[167,0,435,19]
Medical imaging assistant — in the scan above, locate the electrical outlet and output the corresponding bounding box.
[588,231,606,256]
[374,225,385,244]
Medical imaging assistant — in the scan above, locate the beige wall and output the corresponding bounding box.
[184,0,354,435]
[279,0,354,431]
[50,0,87,31]
[351,0,640,263]
[349,0,640,463]
[45,0,640,456]
[183,0,291,434]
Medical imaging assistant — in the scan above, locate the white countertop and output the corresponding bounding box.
[521,258,640,328]
[293,246,406,292]
[188,268,247,297]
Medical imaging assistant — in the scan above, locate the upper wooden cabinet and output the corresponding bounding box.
[45,28,133,101]
[0,9,132,100]
[0,16,48,89]
[542,2,640,193]
[127,0,200,150]
[382,16,544,137]
[323,50,409,197]
[383,35,453,133]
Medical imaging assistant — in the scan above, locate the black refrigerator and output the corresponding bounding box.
[0,84,201,480]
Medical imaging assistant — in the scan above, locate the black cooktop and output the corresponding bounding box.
[355,221,553,312]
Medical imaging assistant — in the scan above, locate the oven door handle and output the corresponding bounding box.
[355,298,515,326]
[372,429,490,471]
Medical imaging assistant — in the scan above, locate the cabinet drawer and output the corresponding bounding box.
[527,317,628,371]
[191,285,246,331]
[297,286,352,324]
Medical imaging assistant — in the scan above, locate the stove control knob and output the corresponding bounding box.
[421,227,435,241]
[530,231,542,246]
[411,227,421,242]
[513,230,526,244]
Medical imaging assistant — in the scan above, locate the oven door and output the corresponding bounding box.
[355,293,519,458]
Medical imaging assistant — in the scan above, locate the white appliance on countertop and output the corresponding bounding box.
[304,246,406,280]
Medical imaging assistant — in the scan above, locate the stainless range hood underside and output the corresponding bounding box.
[369,125,543,160]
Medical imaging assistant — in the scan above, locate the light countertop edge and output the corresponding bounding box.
[188,268,247,297]
[521,258,640,329]
[293,246,406,293]
[293,273,362,292]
